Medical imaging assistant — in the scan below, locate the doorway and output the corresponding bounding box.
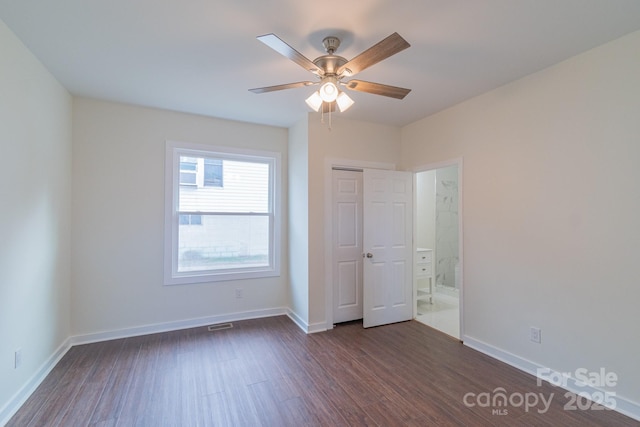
[414,163,462,339]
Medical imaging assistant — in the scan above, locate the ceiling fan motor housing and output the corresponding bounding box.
[322,36,341,54]
[312,36,347,76]
[313,55,347,76]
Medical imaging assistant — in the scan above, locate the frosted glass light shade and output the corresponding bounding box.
[319,81,338,102]
[305,91,323,111]
[336,91,354,112]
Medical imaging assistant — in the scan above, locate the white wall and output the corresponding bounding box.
[0,19,72,420]
[288,115,310,326]
[401,30,640,406]
[71,98,289,337]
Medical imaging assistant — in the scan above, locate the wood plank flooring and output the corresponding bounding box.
[7,316,638,426]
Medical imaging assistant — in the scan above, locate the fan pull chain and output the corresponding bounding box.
[319,102,332,131]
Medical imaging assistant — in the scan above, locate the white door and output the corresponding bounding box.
[332,170,364,323]
[362,169,414,328]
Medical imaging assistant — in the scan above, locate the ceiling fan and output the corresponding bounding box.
[249,32,411,113]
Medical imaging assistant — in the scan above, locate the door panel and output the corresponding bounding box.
[391,261,407,306]
[372,261,387,309]
[337,261,357,306]
[363,169,413,328]
[332,170,363,323]
[370,201,386,249]
[337,202,357,247]
[392,202,406,247]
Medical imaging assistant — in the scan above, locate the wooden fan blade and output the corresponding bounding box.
[337,32,410,77]
[249,81,316,94]
[257,34,324,76]
[344,80,411,99]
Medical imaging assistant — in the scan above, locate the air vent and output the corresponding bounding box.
[208,322,233,332]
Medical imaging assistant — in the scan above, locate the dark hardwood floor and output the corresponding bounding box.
[8,316,638,426]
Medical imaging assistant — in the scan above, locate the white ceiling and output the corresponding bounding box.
[2,0,640,128]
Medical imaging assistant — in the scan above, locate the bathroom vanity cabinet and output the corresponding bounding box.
[415,248,433,308]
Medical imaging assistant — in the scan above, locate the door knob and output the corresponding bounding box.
[365,253,373,258]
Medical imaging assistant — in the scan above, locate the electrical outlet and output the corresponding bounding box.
[235,288,243,298]
[530,327,541,344]
[14,348,22,369]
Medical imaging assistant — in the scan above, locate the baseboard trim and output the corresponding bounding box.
[285,309,327,334]
[307,321,328,334]
[285,309,308,333]
[0,338,72,427]
[463,335,640,422]
[70,307,288,346]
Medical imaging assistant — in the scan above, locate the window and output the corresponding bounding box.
[179,157,197,186]
[179,157,223,188]
[204,158,223,187]
[179,214,202,225]
[165,141,281,285]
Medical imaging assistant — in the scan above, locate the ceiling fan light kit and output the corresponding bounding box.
[249,32,411,126]
[336,91,355,112]
[305,91,323,111]
[319,77,339,102]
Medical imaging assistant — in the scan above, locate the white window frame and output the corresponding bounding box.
[164,140,281,285]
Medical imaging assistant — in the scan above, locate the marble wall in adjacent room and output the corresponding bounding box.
[435,165,459,288]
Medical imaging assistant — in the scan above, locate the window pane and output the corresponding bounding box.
[180,161,197,171]
[204,158,223,187]
[179,172,196,185]
[179,159,269,213]
[179,214,202,225]
[178,215,269,272]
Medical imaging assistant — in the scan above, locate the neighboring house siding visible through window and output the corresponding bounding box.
[165,141,281,285]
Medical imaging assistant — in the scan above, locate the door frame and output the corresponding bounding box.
[324,158,395,331]
[412,157,464,340]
